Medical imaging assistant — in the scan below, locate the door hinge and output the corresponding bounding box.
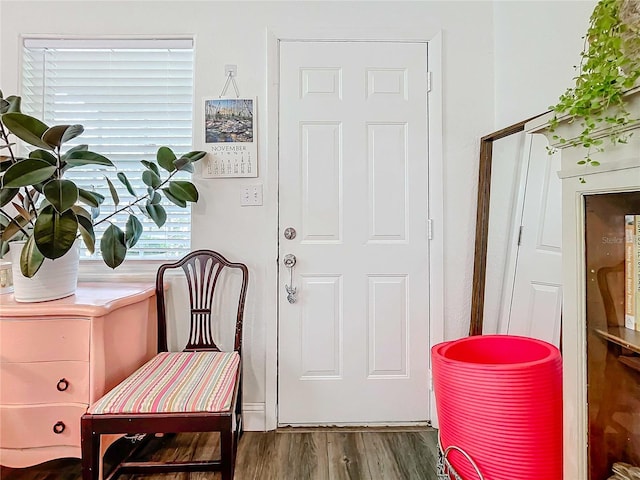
[517,225,523,246]
[427,219,433,240]
[426,71,432,93]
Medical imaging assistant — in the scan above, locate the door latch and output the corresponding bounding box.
[283,254,297,303]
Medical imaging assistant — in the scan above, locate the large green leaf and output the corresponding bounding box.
[145,203,166,228]
[42,124,84,148]
[149,191,161,205]
[142,170,161,189]
[2,112,51,150]
[78,188,105,208]
[100,224,127,269]
[140,160,160,176]
[105,176,119,206]
[65,150,114,167]
[117,172,136,196]
[19,236,45,278]
[167,181,199,202]
[182,150,206,162]
[2,159,56,188]
[5,96,21,113]
[33,205,78,259]
[61,144,88,160]
[75,211,96,254]
[156,146,177,172]
[171,150,205,173]
[173,157,194,173]
[0,95,21,114]
[43,179,79,214]
[125,214,143,248]
[71,205,92,220]
[29,149,57,165]
[161,187,186,208]
[0,187,19,207]
[0,158,12,172]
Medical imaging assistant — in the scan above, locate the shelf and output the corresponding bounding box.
[595,327,640,355]
[618,355,640,373]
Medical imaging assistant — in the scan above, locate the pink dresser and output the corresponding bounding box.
[0,283,157,468]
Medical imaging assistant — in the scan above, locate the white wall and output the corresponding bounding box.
[494,0,595,127]
[0,0,594,430]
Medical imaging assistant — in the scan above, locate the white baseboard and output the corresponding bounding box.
[243,402,266,431]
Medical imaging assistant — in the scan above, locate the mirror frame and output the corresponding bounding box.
[469,115,544,336]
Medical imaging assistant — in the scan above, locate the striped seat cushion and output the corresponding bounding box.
[88,351,239,414]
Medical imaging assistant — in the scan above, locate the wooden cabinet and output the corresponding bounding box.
[528,88,640,480]
[0,283,157,468]
[584,192,640,480]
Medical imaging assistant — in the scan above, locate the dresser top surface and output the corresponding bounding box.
[0,282,155,317]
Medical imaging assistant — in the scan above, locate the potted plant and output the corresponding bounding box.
[549,0,640,171]
[0,89,206,301]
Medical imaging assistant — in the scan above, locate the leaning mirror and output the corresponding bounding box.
[470,120,529,335]
[469,112,562,346]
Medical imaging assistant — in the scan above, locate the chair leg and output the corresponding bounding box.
[80,417,100,480]
[220,427,235,480]
[235,380,243,440]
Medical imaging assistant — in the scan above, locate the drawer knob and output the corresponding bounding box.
[56,378,69,392]
[53,421,65,434]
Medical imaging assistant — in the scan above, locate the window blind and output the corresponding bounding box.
[21,38,195,261]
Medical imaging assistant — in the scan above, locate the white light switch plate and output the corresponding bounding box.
[241,184,263,206]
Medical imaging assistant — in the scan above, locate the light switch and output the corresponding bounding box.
[240,184,263,206]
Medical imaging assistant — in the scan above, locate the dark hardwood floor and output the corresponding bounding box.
[0,428,440,480]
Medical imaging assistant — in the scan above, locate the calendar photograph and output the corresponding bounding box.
[203,97,257,178]
[205,98,253,143]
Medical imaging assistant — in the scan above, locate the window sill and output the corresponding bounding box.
[78,260,162,282]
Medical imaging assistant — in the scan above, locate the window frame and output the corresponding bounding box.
[19,35,198,269]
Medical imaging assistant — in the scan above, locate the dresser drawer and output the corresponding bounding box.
[0,404,86,449]
[0,361,89,404]
[0,318,89,362]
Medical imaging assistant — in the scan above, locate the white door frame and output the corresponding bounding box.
[265,26,444,431]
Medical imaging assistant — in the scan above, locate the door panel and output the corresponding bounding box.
[505,135,563,345]
[301,122,342,242]
[278,40,430,425]
[368,123,407,242]
[368,275,408,377]
[300,274,342,378]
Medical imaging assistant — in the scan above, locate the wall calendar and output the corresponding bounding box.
[202,97,257,178]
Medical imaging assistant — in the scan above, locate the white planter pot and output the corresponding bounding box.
[9,240,79,302]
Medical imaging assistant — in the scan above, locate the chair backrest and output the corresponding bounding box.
[596,260,624,328]
[155,249,249,354]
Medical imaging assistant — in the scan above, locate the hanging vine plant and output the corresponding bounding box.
[549,0,640,170]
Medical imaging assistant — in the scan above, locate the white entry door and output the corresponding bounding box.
[278,40,431,425]
[502,134,563,345]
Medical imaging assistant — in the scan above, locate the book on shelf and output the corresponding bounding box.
[637,214,640,331]
[625,214,640,331]
[626,215,635,329]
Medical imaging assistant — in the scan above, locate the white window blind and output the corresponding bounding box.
[21,38,195,261]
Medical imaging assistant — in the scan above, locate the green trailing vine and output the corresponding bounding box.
[549,0,640,173]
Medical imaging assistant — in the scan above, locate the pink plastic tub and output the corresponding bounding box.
[431,335,562,480]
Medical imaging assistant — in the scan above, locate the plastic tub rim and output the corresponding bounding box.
[433,334,561,370]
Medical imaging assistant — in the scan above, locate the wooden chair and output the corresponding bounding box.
[81,250,249,480]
